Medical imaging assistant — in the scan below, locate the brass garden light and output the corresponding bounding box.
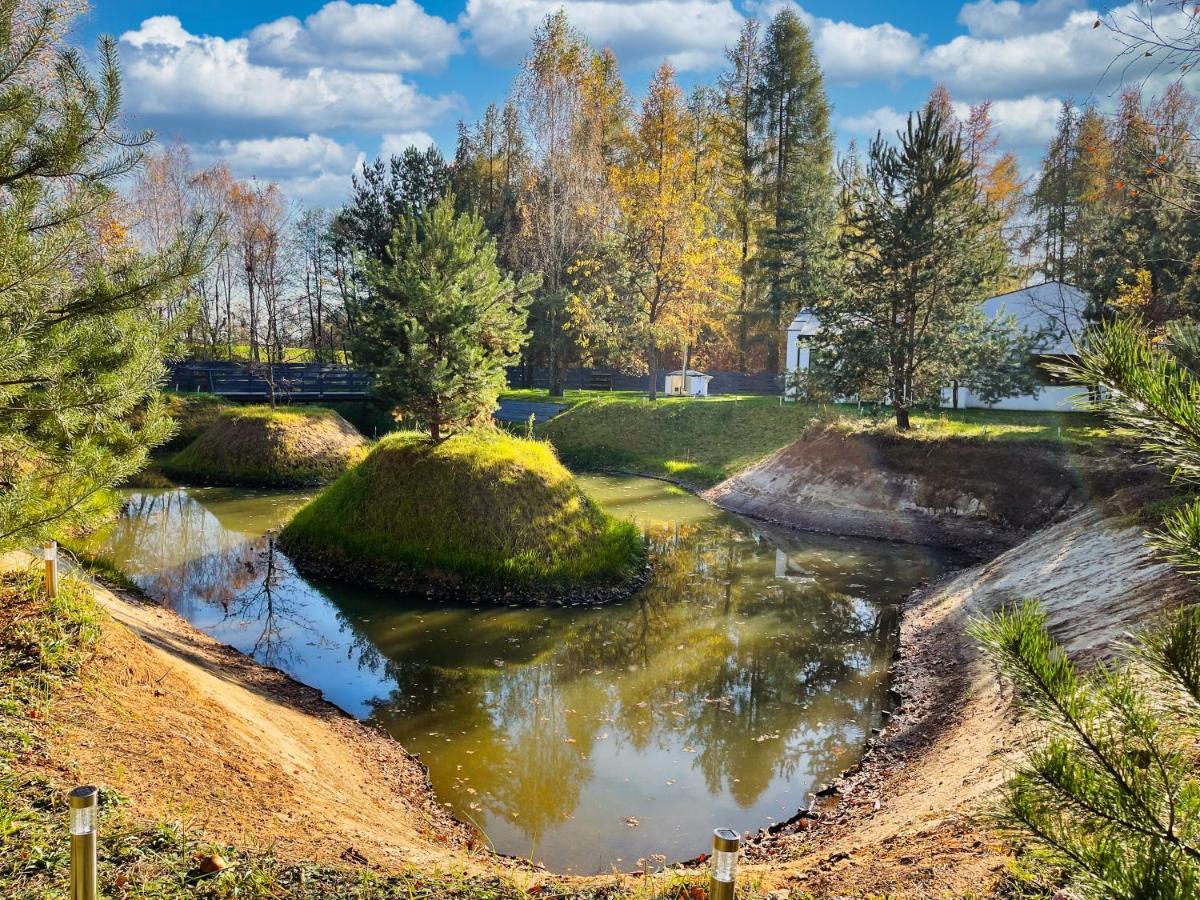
[69,785,98,900]
[709,827,740,900]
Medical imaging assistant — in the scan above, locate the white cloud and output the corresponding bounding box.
[194,133,359,176]
[119,16,460,138]
[957,95,1063,148]
[380,131,437,157]
[839,106,909,137]
[188,134,365,207]
[808,17,922,84]
[844,95,1061,152]
[249,0,461,73]
[956,0,1085,39]
[461,0,742,71]
[924,3,1183,99]
[748,2,923,84]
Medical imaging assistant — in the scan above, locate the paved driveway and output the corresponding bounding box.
[493,399,566,425]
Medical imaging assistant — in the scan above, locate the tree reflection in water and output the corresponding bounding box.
[86,480,960,873]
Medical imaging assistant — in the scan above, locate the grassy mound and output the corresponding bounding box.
[278,429,644,601]
[527,391,1113,489]
[164,405,368,487]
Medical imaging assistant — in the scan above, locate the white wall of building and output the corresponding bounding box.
[784,282,1090,410]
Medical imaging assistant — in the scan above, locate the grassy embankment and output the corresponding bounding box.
[513,389,1114,489]
[0,567,724,899]
[162,403,367,487]
[279,428,644,598]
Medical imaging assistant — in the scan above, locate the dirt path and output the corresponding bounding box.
[738,506,1192,897]
[31,570,477,874]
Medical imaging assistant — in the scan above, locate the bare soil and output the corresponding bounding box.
[705,426,1146,553]
[26,571,476,874]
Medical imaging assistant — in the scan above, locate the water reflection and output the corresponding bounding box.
[84,476,958,872]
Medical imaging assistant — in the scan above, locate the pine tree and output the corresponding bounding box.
[338,145,450,265]
[0,2,208,549]
[972,318,1200,896]
[816,106,1009,430]
[354,196,537,441]
[754,9,836,374]
[717,18,766,372]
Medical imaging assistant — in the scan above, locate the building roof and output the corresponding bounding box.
[982,281,1087,355]
[664,369,711,377]
[786,309,821,337]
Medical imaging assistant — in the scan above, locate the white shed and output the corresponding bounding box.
[947,281,1089,411]
[664,369,712,396]
[785,310,821,399]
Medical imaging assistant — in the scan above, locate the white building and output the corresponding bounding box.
[663,369,713,396]
[785,281,1090,412]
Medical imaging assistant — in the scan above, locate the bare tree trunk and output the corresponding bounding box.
[647,337,659,401]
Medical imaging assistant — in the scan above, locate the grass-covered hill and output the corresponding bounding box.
[278,428,644,602]
[163,405,368,487]
[521,390,1114,489]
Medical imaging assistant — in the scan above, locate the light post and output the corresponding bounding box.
[709,827,740,900]
[43,541,58,599]
[69,785,98,900]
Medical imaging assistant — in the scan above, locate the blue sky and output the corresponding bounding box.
[71,0,1174,207]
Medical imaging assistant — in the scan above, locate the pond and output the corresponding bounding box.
[82,475,960,873]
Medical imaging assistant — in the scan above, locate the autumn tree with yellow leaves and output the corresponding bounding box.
[570,63,734,399]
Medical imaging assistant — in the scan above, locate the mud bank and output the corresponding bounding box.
[705,426,1140,553]
[739,502,1193,897]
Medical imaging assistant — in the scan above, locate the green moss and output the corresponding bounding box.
[279,428,644,598]
[164,405,368,487]
[159,391,230,450]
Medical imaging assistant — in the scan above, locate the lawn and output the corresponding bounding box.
[519,390,1115,489]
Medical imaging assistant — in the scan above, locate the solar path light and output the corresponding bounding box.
[44,541,58,599]
[69,785,98,900]
[710,827,740,900]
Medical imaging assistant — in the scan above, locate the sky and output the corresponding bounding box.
[69,0,1191,208]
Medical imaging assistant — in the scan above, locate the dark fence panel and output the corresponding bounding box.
[167,362,373,401]
[505,366,782,395]
[168,361,782,401]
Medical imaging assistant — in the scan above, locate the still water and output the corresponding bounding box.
[83,476,958,873]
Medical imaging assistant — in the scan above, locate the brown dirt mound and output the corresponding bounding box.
[706,425,1147,553]
[164,405,367,487]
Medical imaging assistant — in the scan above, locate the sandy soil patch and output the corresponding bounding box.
[28,573,476,874]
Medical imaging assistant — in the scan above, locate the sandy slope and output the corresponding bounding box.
[742,506,1193,897]
[30,571,476,873]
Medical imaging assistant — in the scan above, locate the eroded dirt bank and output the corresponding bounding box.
[737,502,1193,897]
[13,557,477,874]
[704,427,1140,553]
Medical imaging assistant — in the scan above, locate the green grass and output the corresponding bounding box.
[163,404,367,487]
[160,391,231,450]
[528,391,1117,489]
[0,568,737,899]
[279,428,644,595]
